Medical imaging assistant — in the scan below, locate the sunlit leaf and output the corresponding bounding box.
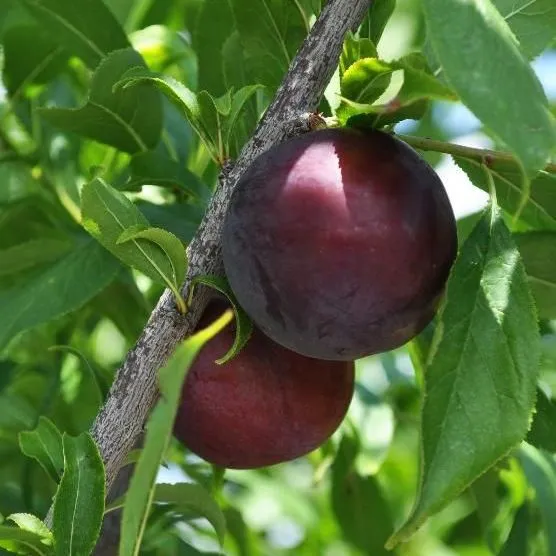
[389,205,540,546]
[423,0,556,175]
[119,311,232,556]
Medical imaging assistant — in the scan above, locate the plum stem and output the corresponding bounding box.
[397,134,556,174]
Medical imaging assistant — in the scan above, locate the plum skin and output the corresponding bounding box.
[173,301,354,469]
[222,128,457,360]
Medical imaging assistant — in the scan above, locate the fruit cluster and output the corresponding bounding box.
[174,128,457,469]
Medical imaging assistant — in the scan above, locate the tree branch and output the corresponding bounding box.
[89,0,371,495]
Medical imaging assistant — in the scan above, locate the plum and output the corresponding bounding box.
[173,301,354,469]
[222,128,457,360]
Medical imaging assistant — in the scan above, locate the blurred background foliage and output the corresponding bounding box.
[0,0,555,554]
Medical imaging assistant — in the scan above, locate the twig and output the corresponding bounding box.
[85,0,371,501]
[397,134,556,174]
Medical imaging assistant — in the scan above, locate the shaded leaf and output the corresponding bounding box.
[40,49,162,153]
[519,443,556,554]
[229,0,307,90]
[527,389,556,452]
[499,503,531,556]
[455,157,556,231]
[52,433,105,556]
[360,0,396,46]
[119,311,232,556]
[0,394,36,432]
[514,232,556,319]
[107,483,226,544]
[128,151,209,201]
[136,201,204,244]
[193,0,234,95]
[389,205,540,546]
[224,85,263,154]
[423,0,556,175]
[2,24,68,97]
[0,238,72,278]
[20,0,129,68]
[19,416,64,483]
[0,236,121,352]
[331,432,393,555]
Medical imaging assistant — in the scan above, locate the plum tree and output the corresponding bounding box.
[222,128,457,360]
[174,301,355,469]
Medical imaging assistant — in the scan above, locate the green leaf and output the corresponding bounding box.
[221,33,261,156]
[0,238,72,278]
[0,524,53,555]
[455,157,556,231]
[19,416,64,483]
[7,514,52,545]
[193,0,234,96]
[224,85,263,152]
[128,151,209,201]
[20,0,129,68]
[116,226,187,308]
[52,433,105,556]
[514,232,556,320]
[189,275,253,364]
[495,0,556,60]
[0,236,121,352]
[107,483,226,544]
[360,0,396,46]
[331,431,393,555]
[0,394,36,431]
[423,0,556,175]
[0,162,39,204]
[81,178,187,310]
[339,54,452,124]
[393,53,456,104]
[470,468,503,551]
[346,99,429,130]
[40,49,162,153]
[229,0,307,90]
[222,31,249,91]
[119,311,232,556]
[340,58,393,106]
[527,389,556,453]
[117,70,220,161]
[130,24,197,77]
[519,443,556,554]
[499,503,530,556]
[118,70,260,162]
[388,205,540,546]
[340,34,377,76]
[2,24,68,97]
[136,201,204,244]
